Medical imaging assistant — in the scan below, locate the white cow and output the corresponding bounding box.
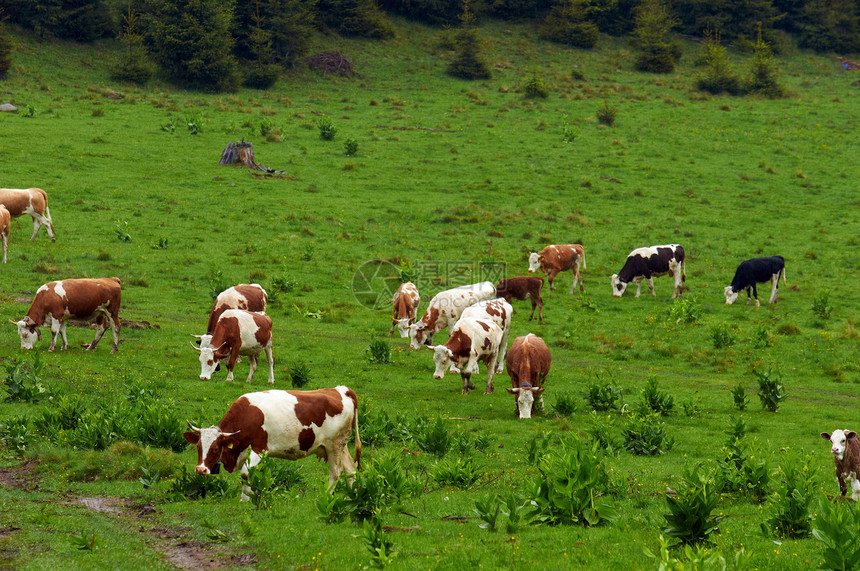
[456,297,512,373]
[428,317,504,395]
[408,281,495,349]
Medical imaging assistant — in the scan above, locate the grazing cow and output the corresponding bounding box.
[457,298,512,373]
[724,256,786,307]
[0,188,55,241]
[495,276,544,321]
[0,205,9,264]
[427,317,503,395]
[611,244,686,298]
[505,334,551,419]
[389,281,420,338]
[527,244,587,293]
[194,284,269,348]
[192,309,274,384]
[408,281,495,349]
[13,278,121,352]
[184,386,361,501]
[821,430,860,500]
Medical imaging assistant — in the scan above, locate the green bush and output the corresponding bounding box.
[538,1,600,49]
[811,292,833,320]
[751,323,774,349]
[361,518,396,568]
[763,452,817,538]
[695,30,742,95]
[132,400,188,452]
[668,297,701,324]
[596,100,617,126]
[812,495,860,569]
[168,465,232,501]
[413,416,452,457]
[433,456,482,489]
[474,492,531,533]
[344,137,359,156]
[288,362,312,388]
[366,338,391,364]
[588,417,621,456]
[2,353,48,403]
[446,4,491,80]
[623,411,674,456]
[523,73,550,99]
[755,367,786,412]
[663,463,723,545]
[0,416,32,455]
[317,116,337,141]
[710,321,738,349]
[730,383,750,411]
[637,376,675,416]
[746,27,784,98]
[0,20,13,78]
[585,380,624,412]
[552,393,577,417]
[630,0,680,73]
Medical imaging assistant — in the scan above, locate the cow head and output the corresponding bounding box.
[192,342,228,380]
[427,345,454,379]
[395,317,412,338]
[724,286,740,305]
[822,429,857,461]
[527,252,542,273]
[610,274,627,297]
[507,385,545,419]
[183,422,241,474]
[409,322,429,350]
[192,333,214,348]
[12,318,40,350]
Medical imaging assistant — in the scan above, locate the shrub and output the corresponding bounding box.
[288,362,312,388]
[114,220,132,242]
[755,367,786,412]
[710,321,738,349]
[2,353,48,403]
[413,416,452,457]
[333,460,406,522]
[746,26,784,98]
[623,411,674,456]
[344,137,359,156]
[366,338,391,364]
[763,452,817,538]
[668,297,700,324]
[168,465,231,501]
[131,400,188,452]
[561,114,579,143]
[663,463,723,545]
[713,420,770,500]
[474,492,503,531]
[751,323,774,348]
[596,100,617,126]
[474,492,531,533]
[695,29,742,95]
[396,260,417,284]
[730,383,750,411]
[205,265,228,299]
[585,380,624,412]
[529,435,618,526]
[812,495,860,570]
[523,72,550,99]
[637,376,674,416]
[551,393,577,417]
[317,116,337,140]
[588,417,621,456]
[0,20,12,79]
[0,416,32,455]
[630,0,681,73]
[433,456,482,489]
[111,6,155,85]
[811,292,833,320]
[34,394,85,434]
[246,452,303,509]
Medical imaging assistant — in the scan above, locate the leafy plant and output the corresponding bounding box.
[317,116,337,140]
[712,419,770,501]
[695,29,742,95]
[746,25,783,98]
[668,297,700,324]
[433,456,482,489]
[0,416,31,455]
[396,260,417,284]
[501,492,530,533]
[205,265,228,299]
[596,100,617,126]
[474,492,503,531]
[202,519,232,542]
[366,338,391,364]
[623,411,674,456]
[523,71,549,98]
[645,534,744,570]
[361,518,396,568]
[71,532,101,551]
[637,376,675,416]
[730,383,750,411]
[161,116,178,133]
[2,353,47,403]
[344,137,358,156]
[751,323,773,348]
[585,380,624,412]
[710,321,738,349]
[139,465,160,490]
[551,393,577,417]
[316,489,351,524]
[113,219,132,242]
[167,465,231,501]
[811,292,833,320]
[288,362,312,388]
[588,417,620,456]
[755,367,786,412]
[663,463,723,545]
[526,432,554,466]
[812,495,860,570]
[132,399,188,452]
[413,416,452,457]
[763,452,817,538]
[561,114,579,143]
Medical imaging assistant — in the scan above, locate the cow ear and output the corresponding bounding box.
[821,432,832,440]
[848,431,857,440]
[183,432,200,445]
[535,387,546,394]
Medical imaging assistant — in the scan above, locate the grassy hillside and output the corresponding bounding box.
[0,19,858,570]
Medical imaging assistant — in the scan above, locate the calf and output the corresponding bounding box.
[724,256,786,307]
[13,278,121,352]
[505,334,551,419]
[195,284,268,348]
[427,317,503,395]
[0,205,9,263]
[408,281,495,349]
[389,281,420,337]
[457,298,512,373]
[821,430,860,500]
[611,244,685,298]
[184,386,361,501]
[0,187,55,241]
[495,276,544,321]
[192,309,274,384]
[527,244,586,293]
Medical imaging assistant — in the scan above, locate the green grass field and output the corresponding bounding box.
[0,19,858,570]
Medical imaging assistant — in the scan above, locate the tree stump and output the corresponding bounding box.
[219,140,286,174]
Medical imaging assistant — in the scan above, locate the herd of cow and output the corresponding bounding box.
[9,196,854,503]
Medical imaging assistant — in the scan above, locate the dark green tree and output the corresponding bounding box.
[0,16,12,78]
[110,4,156,85]
[630,0,680,73]
[797,0,860,53]
[316,0,395,38]
[234,0,316,69]
[539,0,601,49]
[672,0,783,47]
[695,28,742,94]
[746,24,783,97]
[242,2,281,88]
[16,0,110,41]
[143,0,241,92]
[446,0,491,80]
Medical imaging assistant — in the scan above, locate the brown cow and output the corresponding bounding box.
[195,284,268,348]
[184,386,361,501]
[193,309,274,384]
[528,244,586,293]
[0,188,55,241]
[0,205,9,264]
[389,281,420,337]
[505,334,551,419]
[495,276,544,321]
[13,278,121,352]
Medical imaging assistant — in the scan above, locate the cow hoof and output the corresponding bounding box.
[461,389,470,395]
[484,387,494,395]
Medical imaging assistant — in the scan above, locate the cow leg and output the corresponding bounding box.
[30,217,41,241]
[461,372,476,394]
[496,332,509,374]
[87,320,108,351]
[484,357,497,394]
[646,277,656,297]
[265,345,275,384]
[246,354,258,383]
[238,449,259,502]
[769,274,779,304]
[1,233,6,263]
[633,278,643,297]
[110,315,120,353]
[47,318,61,351]
[672,269,682,298]
[850,473,860,501]
[547,269,559,291]
[752,284,760,307]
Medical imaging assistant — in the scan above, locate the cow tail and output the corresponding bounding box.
[781,265,787,286]
[681,259,686,283]
[348,388,362,471]
[580,249,587,270]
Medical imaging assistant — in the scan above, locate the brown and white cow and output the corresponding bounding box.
[0,205,9,264]
[528,244,586,293]
[427,317,504,395]
[13,278,121,352]
[389,281,420,337]
[0,188,55,241]
[611,244,685,298]
[192,309,274,384]
[457,298,512,373]
[408,281,495,349]
[505,334,551,419]
[821,429,860,500]
[184,386,361,501]
[495,276,544,321]
[194,284,269,348]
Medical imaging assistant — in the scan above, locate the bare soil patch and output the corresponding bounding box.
[0,459,39,491]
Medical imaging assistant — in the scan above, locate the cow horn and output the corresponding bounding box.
[186,420,202,432]
[191,334,203,339]
[9,319,18,325]
[424,344,436,350]
[190,342,202,352]
[220,430,240,437]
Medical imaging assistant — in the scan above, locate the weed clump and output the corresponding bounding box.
[662,463,722,545]
[763,452,817,538]
[596,100,618,126]
[288,362,312,388]
[623,411,674,455]
[755,367,786,412]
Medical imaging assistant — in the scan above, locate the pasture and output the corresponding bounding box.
[0,19,858,570]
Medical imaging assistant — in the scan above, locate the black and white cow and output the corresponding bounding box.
[724,256,786,306]
[611,244,686,298]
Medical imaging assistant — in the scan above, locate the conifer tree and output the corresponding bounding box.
[110,4,156,85]
[630,0,680,73]
[446,0,491,80]
[539,0,601,49]
[747,24,783,98]
[695,28,741,95]
[0,18,13,78]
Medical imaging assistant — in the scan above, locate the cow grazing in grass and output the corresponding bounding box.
[408,281,495,349]
[821,429,860,500]
[724,256,786,307]
[428,317,503,395]
[495,276,544,321]
[0,205,9,264]
[184,386,361,501]
[0,188,55,241]
[389,281,420,337]
[506,334,551,419]
[527,244,586,293]
[457,298,512,373]
[192,309,274,384]
[611,244,685,298]
[13,278,121,352]
[194,284,268,348]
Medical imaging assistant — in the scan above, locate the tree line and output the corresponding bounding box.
[0,0,856,90]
